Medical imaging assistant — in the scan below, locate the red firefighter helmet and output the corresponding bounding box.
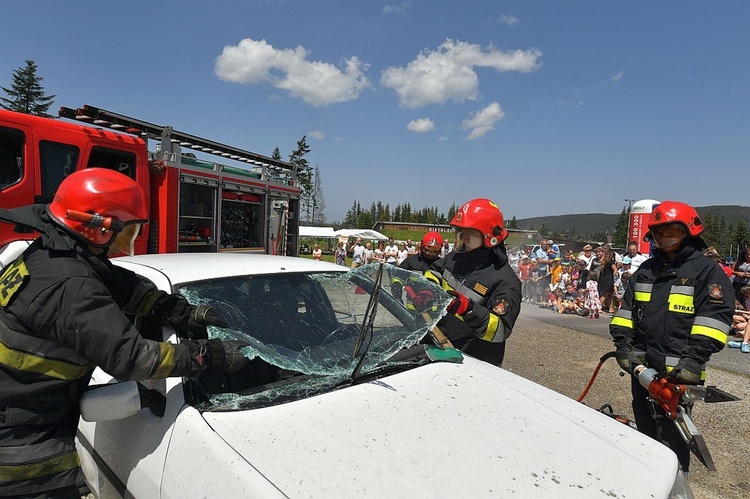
[48,168,149,247]
[421,231,443,249]
[646,200,703,239]
[450,198,508,247]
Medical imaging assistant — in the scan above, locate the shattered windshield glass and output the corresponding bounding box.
[178,263,453,410]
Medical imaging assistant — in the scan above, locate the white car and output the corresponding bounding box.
[76,253,691,498]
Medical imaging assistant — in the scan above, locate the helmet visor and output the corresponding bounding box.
[107,223,141,257]
[651,223,687,251]
[456,229,483,251]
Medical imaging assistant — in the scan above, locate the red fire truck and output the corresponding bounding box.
[0,104,300,261]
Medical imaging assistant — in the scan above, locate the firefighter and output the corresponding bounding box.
[0,168,249,498]
[609,200,733,472]
[424,198,522,367]
[391,231,444,310]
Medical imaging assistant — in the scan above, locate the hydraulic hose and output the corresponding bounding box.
[576,351,616,403]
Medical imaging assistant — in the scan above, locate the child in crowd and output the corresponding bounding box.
[551,288,565,312]
[613,271,629,312]
[529,259,544,303]
[583,270,601,318]
[518,256,533,302]
[557,281,583,315]
[543,287,558,310]
[559,262,571,290]
[549,258,562,290]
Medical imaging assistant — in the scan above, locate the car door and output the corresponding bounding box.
[76,317,184,498]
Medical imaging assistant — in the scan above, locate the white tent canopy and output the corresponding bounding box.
[299,226,336,238]
[334,229,389,241]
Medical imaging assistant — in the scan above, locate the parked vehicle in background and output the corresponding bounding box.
[0,104,300,259]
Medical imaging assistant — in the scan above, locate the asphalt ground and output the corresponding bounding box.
[505,303,750,499]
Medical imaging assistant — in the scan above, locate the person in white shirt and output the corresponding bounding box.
[440,240,451,258]
[364,242,373,264]
[577,244,596,270]
[405,238,417,255]
[397,242,409,265]
[385,238,399,265]
[625,241,648,273]
[351,237,366,268]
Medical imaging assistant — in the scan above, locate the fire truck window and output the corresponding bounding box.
[87,147,136,180]
[39,140,80,201]
[0,126,24,189]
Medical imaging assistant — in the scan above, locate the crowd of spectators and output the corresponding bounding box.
[511,239,648,319]
[324,236,455,268]
[315,234,750,353]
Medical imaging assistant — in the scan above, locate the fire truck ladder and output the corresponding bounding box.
[58,104,297,181]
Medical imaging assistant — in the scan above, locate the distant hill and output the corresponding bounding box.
[515,205,750,236]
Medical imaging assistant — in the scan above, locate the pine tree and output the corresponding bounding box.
[311,165,326,224]
[734,220,749,249]
[447,203,458,222]
[612,207,629,247]
[1,60,55,117]
[288,136,312,222]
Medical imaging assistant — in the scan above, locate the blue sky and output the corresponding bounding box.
[2,1,748,223]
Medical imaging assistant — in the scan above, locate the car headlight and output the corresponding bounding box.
[668,470,694,499]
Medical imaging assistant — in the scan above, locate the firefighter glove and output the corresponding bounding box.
[615,348,641,374]
[447,290,472,316]
[669,357,702,385]
[154,293,228,338]
[184,339,249,374]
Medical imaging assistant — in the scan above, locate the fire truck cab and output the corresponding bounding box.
[0,105,300,259]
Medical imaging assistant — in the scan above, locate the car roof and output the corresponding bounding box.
[112,253,345,285]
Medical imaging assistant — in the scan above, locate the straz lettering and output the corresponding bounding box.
[670,303,694,313]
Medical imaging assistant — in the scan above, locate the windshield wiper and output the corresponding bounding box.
[350,263,384,382]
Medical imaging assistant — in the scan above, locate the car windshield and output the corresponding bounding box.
[177,263,453,411]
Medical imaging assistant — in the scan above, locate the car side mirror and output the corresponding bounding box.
[80,382,166,422]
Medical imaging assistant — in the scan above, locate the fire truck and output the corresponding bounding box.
[0,104,300,261]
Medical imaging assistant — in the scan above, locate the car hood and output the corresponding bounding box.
[202,358,678,498]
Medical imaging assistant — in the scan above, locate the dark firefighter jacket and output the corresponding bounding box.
[425,245,521,366]
[0,205,202,496]
[609,241,733,379]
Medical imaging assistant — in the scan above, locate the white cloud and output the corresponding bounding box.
[406,118,435,133]
[382,2,412,14]
[497,15,519,26]
[308,130,325,140]
[462,102,505,140]
[215,38,371,107]
[597,68,625,88]
[381,39,541,108]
